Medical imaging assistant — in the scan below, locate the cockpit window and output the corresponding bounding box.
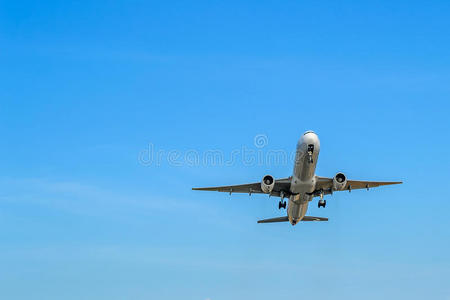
[303,130,315,135]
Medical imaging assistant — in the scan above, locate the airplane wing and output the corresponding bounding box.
[313,176,402,196]
[192,177,291,197]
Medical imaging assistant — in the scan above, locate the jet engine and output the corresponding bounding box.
[261,175,275,194]
[333,172,347,191]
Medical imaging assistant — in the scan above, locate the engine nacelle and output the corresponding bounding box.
[261,175,275,194]
[333,172,347,191]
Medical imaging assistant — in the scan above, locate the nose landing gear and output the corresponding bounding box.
[307,144,314,164]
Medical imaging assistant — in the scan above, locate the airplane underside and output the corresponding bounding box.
[192,130,402,226]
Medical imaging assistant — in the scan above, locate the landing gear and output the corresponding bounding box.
[278,191,287,209]
[307,144,314,164]
[318,189,326,208]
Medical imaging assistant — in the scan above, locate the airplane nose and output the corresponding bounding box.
[303,130,318,140]
[300,130,320,146]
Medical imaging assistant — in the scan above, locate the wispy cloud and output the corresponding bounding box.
[0,177,206,219]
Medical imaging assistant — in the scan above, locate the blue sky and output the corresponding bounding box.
[1,0,450,299]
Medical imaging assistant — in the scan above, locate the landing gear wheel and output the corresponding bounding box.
[318,200,327,208]
[278,201,287,209]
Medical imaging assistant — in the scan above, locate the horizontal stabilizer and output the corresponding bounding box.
[301,216,328,221]
[257,216,289,223]
[257,216,328,223]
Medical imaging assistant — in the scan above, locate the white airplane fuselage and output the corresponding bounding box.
[288,131,320,225]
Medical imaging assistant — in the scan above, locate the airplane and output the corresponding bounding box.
[192,131,402,226]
